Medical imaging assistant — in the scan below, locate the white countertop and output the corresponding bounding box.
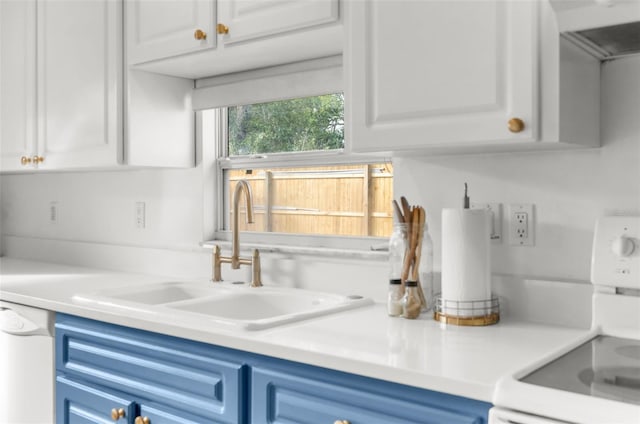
[0,257,588,403]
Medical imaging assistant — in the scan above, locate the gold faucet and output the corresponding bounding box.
[212,180,262,287]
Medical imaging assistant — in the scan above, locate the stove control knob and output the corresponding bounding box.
[611,236,635,257]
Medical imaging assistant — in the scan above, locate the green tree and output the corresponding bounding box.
[228,93,344,155]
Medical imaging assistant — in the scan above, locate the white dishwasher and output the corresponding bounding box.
[0,301,55,424]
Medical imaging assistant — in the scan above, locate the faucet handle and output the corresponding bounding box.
[212,245,223,282]
[251,249,262,287]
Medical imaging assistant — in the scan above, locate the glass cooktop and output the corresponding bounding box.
[521,335,640,405]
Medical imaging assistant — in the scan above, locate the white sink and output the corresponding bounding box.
[95,283,214,305]
[73,281,373,330]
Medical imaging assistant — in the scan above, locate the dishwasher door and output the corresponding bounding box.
[0,301,55,424]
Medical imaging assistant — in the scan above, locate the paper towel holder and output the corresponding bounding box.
[433,295,500,326]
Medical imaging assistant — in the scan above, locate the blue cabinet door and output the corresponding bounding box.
[136,402,231,424]
[56,375,135,424]
[251,362,491,424]
[56,314,246,424]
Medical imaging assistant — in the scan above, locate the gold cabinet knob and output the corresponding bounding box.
[507,118,525,133]
[194,29,207,40]
[20,156,32,165]
[110,408,125,420]
[135,417,150,424]
[217,23,229,34]
[32,155,44,164]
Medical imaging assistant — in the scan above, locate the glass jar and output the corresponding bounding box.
[388,223,408,283]
[387,279,403,316]
[418,223,434,311]
[388,223,408,317]
[402,280,421,319]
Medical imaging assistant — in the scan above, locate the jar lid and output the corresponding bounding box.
[405,280,418,287]
[389,278,402,285]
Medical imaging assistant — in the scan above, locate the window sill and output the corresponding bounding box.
[201,239,388,261]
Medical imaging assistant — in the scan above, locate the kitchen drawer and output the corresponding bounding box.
[136,401,220,424]
[250,361,491,424]
[56,314,245,424]
[56,375,135,424]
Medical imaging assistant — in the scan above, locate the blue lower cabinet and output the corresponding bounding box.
[250,363,491,424]
[56,375,135,424]
[55,314,491,424]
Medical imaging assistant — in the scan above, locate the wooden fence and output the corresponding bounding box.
[229,164,393,237]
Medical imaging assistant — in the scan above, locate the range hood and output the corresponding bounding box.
[550,0,640,60]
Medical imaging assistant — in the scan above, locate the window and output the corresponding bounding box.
[195,56,393,246]
[228,94,344,155]
[227,164,393,237]
[218,94,393,239]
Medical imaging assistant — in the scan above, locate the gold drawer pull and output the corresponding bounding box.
[110,408,125,420]
[22,156,44,166]
[217,23,229,34]
[194,29,207,40]
[334,421,351,424]
[507,117,525,133]
[135,417,150,424]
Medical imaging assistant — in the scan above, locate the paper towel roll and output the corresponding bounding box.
[441,208,492,315]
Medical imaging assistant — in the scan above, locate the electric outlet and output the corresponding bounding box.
[514,212,528,239]
[49,201,58,224]
[509,204,534,246]
[470,202,502,243]
[135,201,146,229]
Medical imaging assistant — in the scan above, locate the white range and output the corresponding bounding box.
[491,216,640,423]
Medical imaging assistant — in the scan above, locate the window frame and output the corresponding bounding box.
[195,56,391,253]
[209,108,391,253]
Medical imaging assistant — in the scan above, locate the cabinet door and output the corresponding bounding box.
[0,0,36,172]
[251,364,491,424]
[218,0,339,45]
[36,0,122,169]
[347,0,537,153]
[56,314,245,424]
[137,402,218,424]
[126,0,216,65]
[56,375,135,424]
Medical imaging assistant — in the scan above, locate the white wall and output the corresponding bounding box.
[1,167,204,251]
[1,56,639,296]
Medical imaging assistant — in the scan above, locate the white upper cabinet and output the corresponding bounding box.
[126,0,342,79]
[37,0,122,169]
[346,0,600,154]
[126,0,216,64]
[1,0,195,173]
[0,0,122,172]
[217,0,339,45]
[0,0,36,172]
